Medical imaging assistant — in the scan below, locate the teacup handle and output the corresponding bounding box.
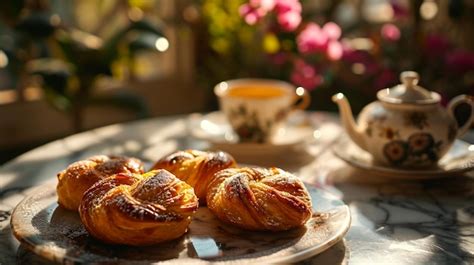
[292,87,311,110]
[448,95,474,138]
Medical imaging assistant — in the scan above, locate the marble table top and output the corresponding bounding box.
[1,111,473,264]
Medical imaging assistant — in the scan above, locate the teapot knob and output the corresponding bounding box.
[400,71,419,88]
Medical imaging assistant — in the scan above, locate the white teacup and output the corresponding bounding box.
[214,78,310,143]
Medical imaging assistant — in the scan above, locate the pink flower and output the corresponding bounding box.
[275,0,302,14]
[274,0,302,31]
[322,22,341,41]
[240,0,303,31]
[297,23,329,54]
[381,23,401,42]
[250,0,276,11]
[239,0,275,25]
[277,10,301,31]
[239,4,264,25]
[291,59,323,90]
[327,40,343,61]
[296,22,343,60]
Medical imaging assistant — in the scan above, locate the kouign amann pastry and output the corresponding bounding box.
[152,150,236,204]
[56,155,144,210]
[206,167,312,231]
[79,170,199,246]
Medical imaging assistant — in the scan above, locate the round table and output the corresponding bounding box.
[1,112,473,264]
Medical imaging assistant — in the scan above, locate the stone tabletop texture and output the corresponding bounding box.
[1,112,473,264]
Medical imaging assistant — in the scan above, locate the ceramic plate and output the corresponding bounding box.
[333,135,474,179]
[188,111,315,154]
[11,183,350,264]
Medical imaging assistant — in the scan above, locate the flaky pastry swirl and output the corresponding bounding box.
[206,167,312,231]
[152,150,236,204]
[79,170,199,246]
[56,155,144,210]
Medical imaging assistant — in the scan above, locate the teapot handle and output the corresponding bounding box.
[448,95,474,138]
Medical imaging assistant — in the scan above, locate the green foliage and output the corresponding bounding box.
[16,12,57,39]
[201,0,268,89]
[102,20,165,66]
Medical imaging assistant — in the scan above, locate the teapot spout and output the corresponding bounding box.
[332,93,367,151]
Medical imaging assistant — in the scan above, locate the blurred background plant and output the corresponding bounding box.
[0,0,169,132]
[199,0,474,112]
[2,0,473,119]
[0,0,473,163]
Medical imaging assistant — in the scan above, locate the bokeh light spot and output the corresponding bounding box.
[155,37,169,52]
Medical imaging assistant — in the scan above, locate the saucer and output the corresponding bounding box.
[332,135,474,179]
[188,111,315,155]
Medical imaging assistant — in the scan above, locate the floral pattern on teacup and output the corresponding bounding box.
[228,104,288,143]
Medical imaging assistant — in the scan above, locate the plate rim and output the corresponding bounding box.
[11,183,351,264]
[332,137,474,179]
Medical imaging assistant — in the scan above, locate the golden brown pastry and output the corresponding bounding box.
[206,167,312,231]
[79,170,199,246]
[152,150,236,204]
[56,155,144,211]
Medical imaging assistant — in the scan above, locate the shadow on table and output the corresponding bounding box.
[216,146,317,172]
[16,239,349,265]
[327,164,474,264]
[1,114,317,198]
[0,118,186,194]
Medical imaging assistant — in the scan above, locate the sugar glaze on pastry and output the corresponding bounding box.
[56,155,144,210]
[207,167,312,231]
[152,149,236,204]
[79,170,199,246]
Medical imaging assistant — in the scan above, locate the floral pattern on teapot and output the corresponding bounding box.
[364,111,457,166]
[333,71,474,169]
[383,133,442,166]
[358,102,456,168]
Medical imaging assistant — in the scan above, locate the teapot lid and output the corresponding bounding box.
[377,71,440,104]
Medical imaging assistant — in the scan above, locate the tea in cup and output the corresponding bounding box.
[214,78,310,143]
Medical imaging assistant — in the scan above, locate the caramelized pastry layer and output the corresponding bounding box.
[152,150,236,204]
[56,155,144,210]
[206,167,312,231]
[79,170,199,246]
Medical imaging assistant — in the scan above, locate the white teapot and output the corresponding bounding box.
[333,71,474,168]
